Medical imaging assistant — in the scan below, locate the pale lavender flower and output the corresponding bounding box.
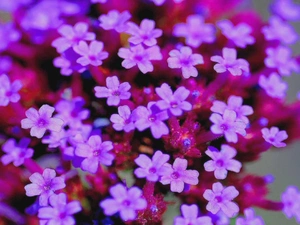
[94,76,131,106]
[1,138,33,167]
[281,186,300,222]
[155,83,192,116]
[0,74,22,106]
[21,104,64,138]
[99,10,131,33]
[132,102,169,139]
[174,204,213,225]
[271,0,300,21]
[126,19,162,46]
[265,46,299,76]
[73,40,108,66]
[258,73,288,99]
[262,16,297,45]
[217,20,255,48]
[261,126,288,148]
[75,135,114,173]
[134,150,170,182]
[118,44,162,74]
[160,158,199,193]
[204,145,242,180]
[38,193,81,225]
[173,15,215,47]
[203,182,239,218]
[210,110,247,143]
[0,22,21,52]
[100,184,147,221]
[110,105,135,132]
[24,168,66,206]
[211,47,249,76]
[167,46,204,79]
[236,208,265,225]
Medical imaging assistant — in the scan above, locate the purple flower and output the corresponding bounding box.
[150,0,166,5]
[167,46,204,79]
[38,193,81,225]
[0,55,12,74]
[211,47,249,76]
[1,138,33,167]
[262,16,297,45]
[209,110,247,143]
[118,44,162,74]
[132,102,169,139]
[203,182,239,218]
[126,19,162,46]
[0,22,21,52]
[264,46,299,76]
[204,145,242,180]
[91,0,107,3]
[110,105,135,132]
[160,158,199,193]
[73,40,108,67]
[99,10,131,33]
[173,15,215,48]
[174,204,213,225]
[21,104,64,138]
[134,150,170,182]
[155,83,192,116]
[217,20,255,48]
[42,129,67,149]
[236,208,265,225]
[258,73,288,99]
[24,168,66,206]
[52,22,96,53]
[271,0,300,21]
[75,135,114,173]
[211,95,254,124]
[261,126,288,148]
[281,186,300,222]
[94,76,131,106]
[100,184,147,221]
[0,73,22,106]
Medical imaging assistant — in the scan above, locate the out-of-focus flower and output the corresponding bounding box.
[271,0,300,21]
[174,204,213,225]
[99,10,131,33]
[0,74,22,106]
[0,22,21,52]
[236,208,265,225]
[258,73,288,99]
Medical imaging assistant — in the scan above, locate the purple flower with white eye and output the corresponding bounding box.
[160,158,199,193]
[94,76,131,106]
[258,73,287,99]
[99,10,131,33]
[118,44,162,74]
[173,15,215,47]
[110,105,135,132]
[281,186,300,222]
[100,184,147,221]
[203,182,239,218]
[155,83,192,116]
[211,48,249,76]
[167,46,204,79]
[73,40,108,67]
[271,0,300,21]
[261,126,288,148]
[209,110,247,143]
[21,104,64,139]
[132,102,169,139]
[126,19,162,46]
[1,138,33,167]
[24,168,66,206]
[174,204,213,225]
[236,208,265,225]
[211,95,254,124]
[134,150,170,182]
[204,145,242,180]
[262,16,297,45]
[38,193,81,225]
[0,74,22,106]
[265,46,299,76]
[0,22,21,52]
[75,135,114,174]
[217,20,255,48]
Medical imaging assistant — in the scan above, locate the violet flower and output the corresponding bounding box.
[167,46,204,79]
[99,10,131,33]
[110,105,135,132]
[281,186,300,222]
[24,168,66,206]
[236,208,265,225]
[261,126,288,148]
[0,22,21,52]
[258,73,288,99]
[91,0,107,3]
[100,184,147,221]
[0,73,22,106]
[174,204,213,225]
[271,0,300,21]
[42,129,68,149]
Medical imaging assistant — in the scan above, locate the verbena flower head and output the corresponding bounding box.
[0,73,22,106]
[167,46,204,79]
[110,105,135,132]
[236,208,265,225]
[174,204,213,225]
[281,186,300,222]
[24,168,66,206]
[258,73,288,99]
[261,126,288,148]
[21,104,64,138]
[99,10,131,33]
[100,184,147,221]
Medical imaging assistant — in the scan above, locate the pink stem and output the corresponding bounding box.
[23,158,43,174]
